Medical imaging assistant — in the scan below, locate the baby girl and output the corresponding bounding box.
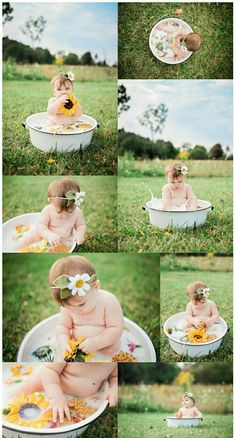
[157,20,201,59]
[176,392,202,418]
[14,178,86,251]
[162,162,197,210]
[49,255,124,361]
[7,363,118,423]
[47,72,83,126]
[185,281,220,330]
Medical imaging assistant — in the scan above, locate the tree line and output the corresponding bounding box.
[3,37,110,66]
[119,129,232,160]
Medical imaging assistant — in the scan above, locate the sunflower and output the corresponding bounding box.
[3,392,52,428]
[60,93,78,116]
[11,365,33,378]
[64,338,96,362]
[187,328,208,344]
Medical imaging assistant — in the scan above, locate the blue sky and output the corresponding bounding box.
[3,3,117,65]
[119,80,233,150]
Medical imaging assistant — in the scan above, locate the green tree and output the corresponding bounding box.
[190,145,208,160]
[2,2,13,25]
[21,16,47,47]
[118,84,131,115]
[64,52,80,65]
[81,51,93,65]
[138,103,168,141]
[209,143,225,160]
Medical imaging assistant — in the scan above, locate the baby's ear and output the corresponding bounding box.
[93,279,100,290]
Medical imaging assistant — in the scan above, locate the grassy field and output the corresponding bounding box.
[118,176,232,253]
[118,3,233,79]
[3,253,160,361]
[160,258,233,362]
[3,175,118,253]
[3,78,117,175]
[118,158,233,178]
[118,413,233,438]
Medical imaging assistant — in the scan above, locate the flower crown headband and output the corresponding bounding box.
[174,164,188,176]
[51,273,97,299]
[184,392,195,401]
[63,71,75,82]
[49,190,85,207]
[195,287,210,299]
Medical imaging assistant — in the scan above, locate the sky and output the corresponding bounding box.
[3,2,117,65]
[118,80,233,150]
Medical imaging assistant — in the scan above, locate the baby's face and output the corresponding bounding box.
[168,175,185,191]
[191,296,207,306]
[53,79,73,97]
[66,287,98,314]
[182,396,194,408]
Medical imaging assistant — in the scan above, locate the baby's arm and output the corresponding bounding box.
[176,407,183,418]
[205,301,219,327]
[186,185,197,210]
[74,209,86,245]
[74,98,83,116]
[79,295,124,354]
[194,406,203,418]
[104,365,118,407]
[37,206,61,244]
[162,185,171,209]
[47,96,69,116]
[185,303,203,328]
[42,363,71,423]
[56,307,73,360]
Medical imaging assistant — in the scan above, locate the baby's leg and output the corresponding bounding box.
[6,366,44,398]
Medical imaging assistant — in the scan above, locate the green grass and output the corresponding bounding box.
[160,269,233,362]
[3,176,118,253]
[118,158,233,178]
[118,176,232,253]
[118,3,233,79]
[3,79,117,175]
[118,413,233,437]
[3,253,160,361]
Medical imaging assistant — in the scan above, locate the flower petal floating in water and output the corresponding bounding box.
[187,328,209,344]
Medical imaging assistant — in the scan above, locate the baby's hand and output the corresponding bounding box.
[47,232,61,245]
[104,387,118,407]
[57,94,70,105]
[50,395,71,423]
[79,338,97,354]
[194,320,205,329]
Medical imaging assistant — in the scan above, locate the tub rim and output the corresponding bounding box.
[163,312,228,347]
[25,112,98,136]
[144,199,213,214]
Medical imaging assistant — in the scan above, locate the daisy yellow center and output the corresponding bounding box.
[76,279,85,288]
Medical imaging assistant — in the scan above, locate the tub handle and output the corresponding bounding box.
[96,123,100,129]
[211,205,214,211]
[142,206,146,211]
[22,121,26,128]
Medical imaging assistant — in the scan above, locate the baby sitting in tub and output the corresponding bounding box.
[47,72,83,126]
[162,162,197,210]
[49,255,124,361]
[176,392,202,418]
[185,281,220,330]
[6,363,118,423]
[156,20,201,60]
[13,178,86,251]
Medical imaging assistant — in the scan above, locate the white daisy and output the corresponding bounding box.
[67,71,75,81]
[74,191,85,206]
[68,273,91,296]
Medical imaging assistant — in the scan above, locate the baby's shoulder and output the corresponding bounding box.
[48,97,57,104]
[41,204,52,215]
[98,289,119,306]
[162,183,171,191]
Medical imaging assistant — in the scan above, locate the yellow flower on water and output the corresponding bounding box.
[41,240,49,247]
[188,328,208,344]
[11,365,33,378]
[47,158,56,165]
[60,93,78,116]
[64,337,95,362]
[3,392,52,428]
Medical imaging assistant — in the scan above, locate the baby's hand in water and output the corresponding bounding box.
[79,338,97,354]
[194,320,205,329]
[50,396,71,423]
[47,232,61,245]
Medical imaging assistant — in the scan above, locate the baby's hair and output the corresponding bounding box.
[51,73,73,90]
[165,162,185,179]
[185,33,201,52]
[48,178,80,213]
[187,281,208,304]
[183,392,195,405]
[49,255,96,306]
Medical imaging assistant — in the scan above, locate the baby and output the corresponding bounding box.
[176,392,202,418]
[47,72,83,126]
[162,162,197,210]
[14,178,86,250]
[6,363,118,423]
[185,281,220,330]
[49,255,124,361]
[157,21,201,59]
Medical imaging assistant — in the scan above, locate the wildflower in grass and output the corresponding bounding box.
[47,158,56,164]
